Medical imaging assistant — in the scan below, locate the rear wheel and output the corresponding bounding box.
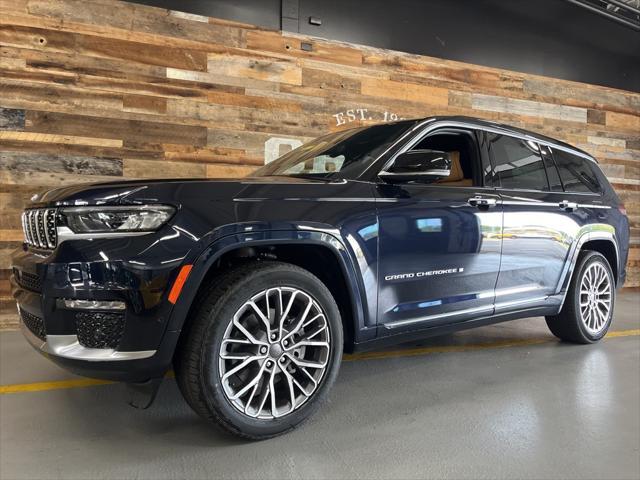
[545,250,615,344]
[174,261,343,439]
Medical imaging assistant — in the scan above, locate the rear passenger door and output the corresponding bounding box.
[486,132,576,312]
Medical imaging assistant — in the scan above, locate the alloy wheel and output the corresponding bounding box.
[218,287,331,419]
[579,261,612,336]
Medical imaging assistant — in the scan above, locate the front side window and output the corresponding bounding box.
[412,128,480,187]
[253,120,418,179]
[487,133,549,191]
[552,149,602,193]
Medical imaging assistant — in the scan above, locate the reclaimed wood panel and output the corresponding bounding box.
[0,0,638,322]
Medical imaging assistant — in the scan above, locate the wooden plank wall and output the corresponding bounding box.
[1,0,639,324]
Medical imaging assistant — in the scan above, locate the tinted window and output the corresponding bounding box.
[552,149,602,193]
[539,145,563,192]
[413,128,480,186]
[253,120,418,178]
[487,133,549,191]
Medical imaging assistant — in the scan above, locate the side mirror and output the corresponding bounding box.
[380,150,451,183]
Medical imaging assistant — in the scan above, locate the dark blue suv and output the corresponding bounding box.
[11,116,629,439]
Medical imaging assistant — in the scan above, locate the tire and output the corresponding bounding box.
[174,261,343,440]
[545,250,615,344]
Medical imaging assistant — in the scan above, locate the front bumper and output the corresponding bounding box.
[11,237,187,382]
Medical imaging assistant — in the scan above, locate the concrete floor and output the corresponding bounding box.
[1,292,639,480]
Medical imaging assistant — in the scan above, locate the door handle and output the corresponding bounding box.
[468,197,497,209]
[559,200,578,212]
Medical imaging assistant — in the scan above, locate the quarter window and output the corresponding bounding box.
[487,133,549,191]
[552,149,602,193]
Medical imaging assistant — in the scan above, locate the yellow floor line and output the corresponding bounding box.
[344,328,640,362]
[0,378,113,394]
[1,329,638,395]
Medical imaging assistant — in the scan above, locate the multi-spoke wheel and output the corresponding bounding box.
[578,262,612,336]
[174,261,343,440]
[546,250,615,344]
[219,287,331,419]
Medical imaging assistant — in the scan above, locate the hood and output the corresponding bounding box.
[29,176,338,207]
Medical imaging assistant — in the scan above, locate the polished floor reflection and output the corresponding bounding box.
[1,292,639,480]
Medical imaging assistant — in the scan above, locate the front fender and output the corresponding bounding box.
[165,229,371,343]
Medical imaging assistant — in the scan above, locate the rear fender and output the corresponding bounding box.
[556,224,619,310]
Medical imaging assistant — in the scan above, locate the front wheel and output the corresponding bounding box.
[546,250,615,344]
[174,261,343,440]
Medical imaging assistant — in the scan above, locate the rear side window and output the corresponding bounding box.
[539,145,563,192]
[552,149,602,193]
[487,133,549,191]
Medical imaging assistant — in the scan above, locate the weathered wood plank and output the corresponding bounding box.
[361,78,449,106]
[0,138,163,161]
[472,93,588,123]
[26,111,208,146]
[206,164,256,178]
[163,144,262,165]
[523,77,640,116]
[0,131,122,147]
[301,68,361,93]
[0,170,122,186]
[606,112,640,132]
[0,108,25,130]
[166,67,278,92]
[246,31,363,66]
[0,151,123,176]
[0,24,209,71]
[26,0,244,48]
[2,76,124,112]
[206,91,303,112]
[207,53,302,85]
[123,158,205,178]
[123,94,167,114]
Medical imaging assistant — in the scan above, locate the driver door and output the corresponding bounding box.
[375,127,503,332]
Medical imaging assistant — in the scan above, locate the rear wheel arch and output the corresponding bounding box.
[580,239,618,285]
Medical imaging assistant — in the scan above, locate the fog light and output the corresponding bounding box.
[62,299,126,310]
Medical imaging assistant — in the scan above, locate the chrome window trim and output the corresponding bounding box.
[379,169,451,178]
[501,200,611,209]
[373,119,598,181]
[20,321,156,362]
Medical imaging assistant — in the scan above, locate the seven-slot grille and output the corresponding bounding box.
[21,208,57,249]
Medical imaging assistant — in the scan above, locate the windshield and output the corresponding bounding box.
[253,120,419,179]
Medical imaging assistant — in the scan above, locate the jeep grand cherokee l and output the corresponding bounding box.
[11,116,629,439]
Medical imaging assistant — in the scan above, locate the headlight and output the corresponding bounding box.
[60,205,175,234]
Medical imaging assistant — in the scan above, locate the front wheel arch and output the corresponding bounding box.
[168,232,366,352]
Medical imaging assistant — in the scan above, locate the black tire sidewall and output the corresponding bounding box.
[198,265,343,438]
[571,252,615,342]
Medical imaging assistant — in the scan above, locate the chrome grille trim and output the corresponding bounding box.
[22,208,58,249]
[35,210,44,248]
[28,211,36,246]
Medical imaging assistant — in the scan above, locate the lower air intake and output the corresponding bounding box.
[75,312,125,349]
[20,307,46,341]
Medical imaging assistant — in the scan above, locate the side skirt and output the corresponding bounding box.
[352,303,560,353]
